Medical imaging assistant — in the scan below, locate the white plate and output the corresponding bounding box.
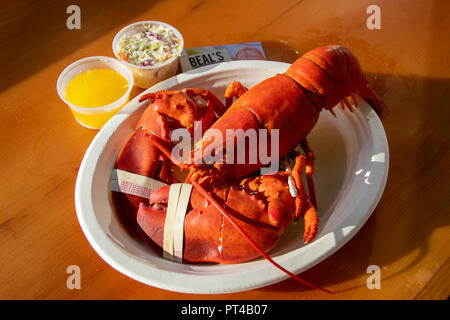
[75,60,389,294]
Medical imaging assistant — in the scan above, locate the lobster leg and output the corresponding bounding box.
[300,139,317,209]
[224,81,248,107]
[201,89,229,117]
[301,197,318,244]
[291,154,319,244]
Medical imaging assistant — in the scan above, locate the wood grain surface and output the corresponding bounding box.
[0,0,449,300]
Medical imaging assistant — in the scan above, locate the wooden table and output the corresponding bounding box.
[1,0,449,300]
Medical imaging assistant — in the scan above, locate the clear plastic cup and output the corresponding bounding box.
[57,56,134,129]
[112,21,184,89]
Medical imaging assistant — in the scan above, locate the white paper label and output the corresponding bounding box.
[111,169,167,199]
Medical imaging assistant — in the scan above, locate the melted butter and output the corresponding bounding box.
[65,68,128,108]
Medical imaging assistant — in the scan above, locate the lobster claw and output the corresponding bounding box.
[136,175,298,264]
[114,88,226,238]
[138,88,227,131]
[137,185,225,263]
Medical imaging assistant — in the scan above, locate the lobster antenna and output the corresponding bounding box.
[192,181,332,294]
[145,133,184,168]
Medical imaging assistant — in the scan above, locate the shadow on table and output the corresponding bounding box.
[0,0,159,93]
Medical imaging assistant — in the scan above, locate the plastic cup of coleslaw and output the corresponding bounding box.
[113,21,184,89]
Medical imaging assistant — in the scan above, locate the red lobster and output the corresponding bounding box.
[112,45,383,292]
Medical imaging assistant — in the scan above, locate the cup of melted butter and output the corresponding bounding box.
[57,56,134,129]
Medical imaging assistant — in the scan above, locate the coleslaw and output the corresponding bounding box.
[117,23,181,67]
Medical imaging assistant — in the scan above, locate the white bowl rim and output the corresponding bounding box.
[74,60,389,294]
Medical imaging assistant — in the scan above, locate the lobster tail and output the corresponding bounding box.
[285,45,384,115]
